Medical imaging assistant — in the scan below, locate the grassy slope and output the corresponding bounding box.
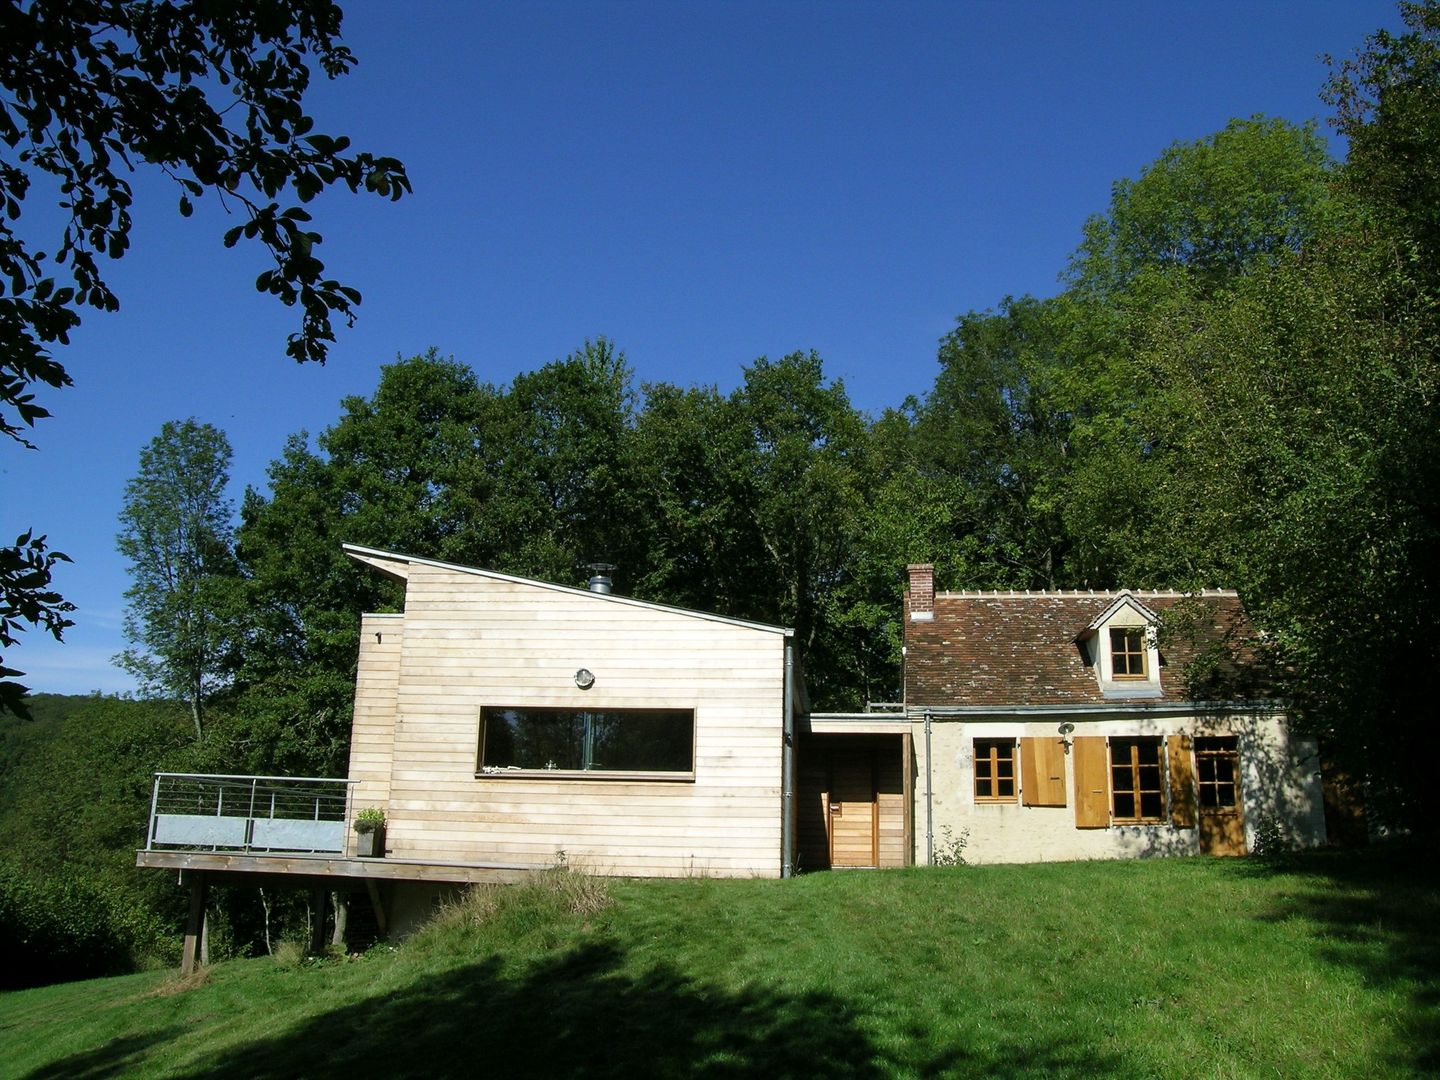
[1,847,1435,1079]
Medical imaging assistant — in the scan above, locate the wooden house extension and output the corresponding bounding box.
[341,545,802,879]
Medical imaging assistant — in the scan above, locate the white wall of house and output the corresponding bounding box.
[347,561,788,878]
[911,711,1327,865]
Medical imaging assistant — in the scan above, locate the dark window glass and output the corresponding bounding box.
[481,707,694,773]
[974,739,1017,802]
[1195,736,1241,810]
[1111,737,1164,822]
[1110,627,1147,678]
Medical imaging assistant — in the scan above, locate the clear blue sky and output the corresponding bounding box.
[3,0,1403,696]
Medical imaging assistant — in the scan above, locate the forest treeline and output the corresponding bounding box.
[4,2,1439,986]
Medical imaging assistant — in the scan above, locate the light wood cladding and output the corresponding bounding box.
[795,734,907,870]
[350,563,789,878]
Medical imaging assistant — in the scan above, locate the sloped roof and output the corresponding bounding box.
[343,544,793,636]
[904,590,1266,708]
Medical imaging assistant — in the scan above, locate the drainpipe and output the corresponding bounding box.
[924,708,934,866]
[781,640,795,878]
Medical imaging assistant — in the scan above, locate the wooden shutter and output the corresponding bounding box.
[1073,736,1110,828]
[1168,734,1196,828]
[1021,737,1067,807]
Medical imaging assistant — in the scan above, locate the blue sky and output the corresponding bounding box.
[4,0,1403,696]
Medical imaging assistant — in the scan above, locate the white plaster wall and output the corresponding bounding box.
[912,712,1326,865]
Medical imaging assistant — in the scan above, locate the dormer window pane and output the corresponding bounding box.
[1110,627,1147,678]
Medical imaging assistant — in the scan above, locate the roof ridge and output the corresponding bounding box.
[934,588,1239,599]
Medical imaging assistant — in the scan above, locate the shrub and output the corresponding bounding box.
[353,807,386,834]
[933,826,970,867]
[0,855,174,988]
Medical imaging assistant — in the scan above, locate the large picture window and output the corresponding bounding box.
[479,707,694,775]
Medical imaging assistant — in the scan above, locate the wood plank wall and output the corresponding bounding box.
[795,734,908,871]
[352,566,788,878]
[348,613,404,810]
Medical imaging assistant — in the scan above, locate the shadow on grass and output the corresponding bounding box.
[21,1028,185,1079]
[1245,842,1440,1073]
[152,939,1116,1079]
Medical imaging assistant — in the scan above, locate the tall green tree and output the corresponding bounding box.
[904,295,1074,589]
[1326,0,1440,282]
[634,353,871,707]
[1,0,409,715]
[117,419,240,739]
[234,351,491,773]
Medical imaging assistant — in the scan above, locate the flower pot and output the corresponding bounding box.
[356,826,385,858]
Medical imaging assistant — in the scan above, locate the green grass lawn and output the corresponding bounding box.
[1,846,1435,1078]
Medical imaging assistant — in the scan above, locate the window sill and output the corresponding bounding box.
[475,768,696,783]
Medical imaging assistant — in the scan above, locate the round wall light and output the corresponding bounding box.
[575,668,595,690]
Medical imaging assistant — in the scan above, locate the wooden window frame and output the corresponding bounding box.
[1194,736,1242,811]
[973,738,1017,803]
[1109,736,1164,823]
[1109,626,1147,679]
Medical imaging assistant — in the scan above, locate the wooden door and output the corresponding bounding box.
[828,750,878,868]
[1194,737,1246,856]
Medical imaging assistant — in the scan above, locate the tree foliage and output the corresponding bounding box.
[1,0,409,715]
[117,418,240,739]
[0,531,72,717]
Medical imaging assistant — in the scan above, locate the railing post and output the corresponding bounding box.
[146,775,162,851]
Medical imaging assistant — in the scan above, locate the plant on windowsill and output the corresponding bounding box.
[353,807,386,858]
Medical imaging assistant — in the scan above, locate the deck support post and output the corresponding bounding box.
[365,877,389,937]
[308,885,328,955]
[330,892,349,949]
[180,870,208,975]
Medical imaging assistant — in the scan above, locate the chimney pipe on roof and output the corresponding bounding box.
[907,563,935,621]
[587,562,615,594]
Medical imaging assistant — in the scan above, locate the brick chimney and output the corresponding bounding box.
[907,563,935,621]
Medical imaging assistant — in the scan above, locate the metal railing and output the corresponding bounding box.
[146,773,359,855]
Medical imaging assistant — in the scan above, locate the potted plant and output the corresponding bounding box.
[353,807,386,858]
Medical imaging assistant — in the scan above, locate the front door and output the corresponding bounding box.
[1195,736,1246,856]
[829,750,878,868]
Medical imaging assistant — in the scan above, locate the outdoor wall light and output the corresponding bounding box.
[575,668,595,690]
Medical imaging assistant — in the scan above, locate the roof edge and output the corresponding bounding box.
[342,544,793,636]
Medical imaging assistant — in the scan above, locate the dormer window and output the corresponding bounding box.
[1109,627,1147,679]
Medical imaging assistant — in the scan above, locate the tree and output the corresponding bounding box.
[117,419,240,739]
[1326,0,1440,281]
[0,532,73,717]
[1,0,409,713]
[906,296,1074,589]
[634,353,872,707]
[1065,116,1338,299]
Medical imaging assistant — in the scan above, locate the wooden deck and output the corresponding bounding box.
[135,849,541,886]
[138,849,549,972]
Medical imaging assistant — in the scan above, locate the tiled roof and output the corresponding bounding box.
[904,590,1264,708]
